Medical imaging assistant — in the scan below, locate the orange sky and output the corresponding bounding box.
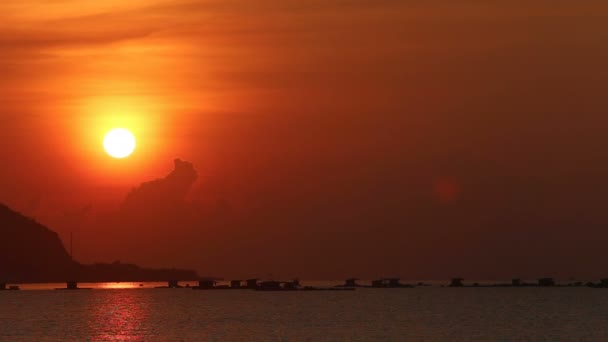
[1,0,608,279]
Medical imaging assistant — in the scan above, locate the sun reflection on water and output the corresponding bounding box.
[97,282,144,290]
[88,290,150,341]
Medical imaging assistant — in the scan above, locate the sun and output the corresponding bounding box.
[103,128,136,159]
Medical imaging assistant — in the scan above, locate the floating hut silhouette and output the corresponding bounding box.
[56,281,92,290]
[388,278,401,287]
[193,279,258,290]
[0,283,19,291]
[370,278,412,288]
[198,280,216,289]
[341,278,360,287]
[155,280,185,289]
[259,281,282,289]
[284,281,300,290]
[538,278,555,287]
[246,279,259,289]
[449,278,464,287]
[512,279,521,287]
[589,279,608,288]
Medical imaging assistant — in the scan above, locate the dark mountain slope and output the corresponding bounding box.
[0,203,198,283]
[0,204,76,282]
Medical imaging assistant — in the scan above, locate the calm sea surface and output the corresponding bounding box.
[1,282,608,341]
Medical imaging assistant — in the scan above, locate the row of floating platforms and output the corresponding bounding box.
[160,279,356,291]
[6,278,608,291]
[157,277,608,290]
[337,278,417,288]
[447,278,608,288]
[159,278,421,290]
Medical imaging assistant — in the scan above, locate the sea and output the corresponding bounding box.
[1,281,608,341]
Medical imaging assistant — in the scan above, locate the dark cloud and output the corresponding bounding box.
[122,159,198,214]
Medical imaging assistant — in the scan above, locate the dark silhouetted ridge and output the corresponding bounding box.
[0,203,76,282]
[0,203,198,283]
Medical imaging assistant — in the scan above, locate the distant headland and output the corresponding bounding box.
[0,203,198,283]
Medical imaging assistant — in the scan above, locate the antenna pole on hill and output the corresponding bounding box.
[70,232,73,261]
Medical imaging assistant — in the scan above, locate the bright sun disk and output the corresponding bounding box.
[103,128,136,159]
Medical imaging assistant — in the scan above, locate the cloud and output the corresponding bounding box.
[0,28,156,50]
[122,159,198,214]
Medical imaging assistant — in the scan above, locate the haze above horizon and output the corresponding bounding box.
[1,0,608,280]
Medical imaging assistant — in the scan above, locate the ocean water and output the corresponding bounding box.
[1,283,608,341]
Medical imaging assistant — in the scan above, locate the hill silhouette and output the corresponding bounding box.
[0,203,198,283]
